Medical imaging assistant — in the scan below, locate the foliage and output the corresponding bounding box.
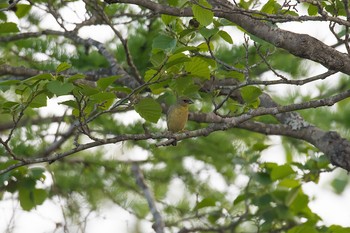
[0,0,350,232]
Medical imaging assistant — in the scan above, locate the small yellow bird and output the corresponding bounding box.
[167,97,193,145]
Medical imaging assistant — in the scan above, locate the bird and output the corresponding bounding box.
[166,97,193,145]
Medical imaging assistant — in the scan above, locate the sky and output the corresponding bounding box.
[1,0,350,232]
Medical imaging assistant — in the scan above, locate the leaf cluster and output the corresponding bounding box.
[1,0,350,232]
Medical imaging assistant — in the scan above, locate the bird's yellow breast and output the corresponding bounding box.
[167,105,189,132]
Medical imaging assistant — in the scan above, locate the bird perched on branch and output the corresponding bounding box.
[167,97,193,145]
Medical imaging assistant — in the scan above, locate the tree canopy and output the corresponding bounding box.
[1,0,350,232]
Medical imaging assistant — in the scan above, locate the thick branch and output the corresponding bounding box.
[238,121,350,171]
[0,64,114,82]
[108,0,350,75]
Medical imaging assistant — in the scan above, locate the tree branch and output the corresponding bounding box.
[107,0,350,75]
[0,29,141,89]
[0,0,20,12]
[131,163,165,233]
[2,88,350,174]
[0,116,64,131]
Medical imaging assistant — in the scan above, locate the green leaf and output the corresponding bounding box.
[185,57,210,79]
[253,193,272,207]
[29,93,47,108]
[104,3,120,16]
[47,80,75,96]
[134,98,162,123]
[287,224,318,233]
[29,167,46,180]
[261,0,281,14]
[331,176,348,194]
[325,4,336,16]
[144,69,169,94]
[56,62,72,73]
[152,34,177,52]
[97,76,120,90]
[252,142,269,151]
[0,79,21,86]
[2,101,20,112]
[178,28,197,39]
[233,194,246,205]
[192,0,213,26]
[328,225,350,233]
[144,69,160,82]
[67,73,85,82]
[173,46,199,54]
[170,76,199,96]
[208,211,221,224]
[0,22,19,33]
[166,53,191,68]
[218,30,233,44]
[111,86,132,94]
[150,51,167,67]
[133,201,150,218]
[24,73,53,83]
[32,189,48,205]
[90,92,115,109]
[239,0,254,9]
[289,192,309,212]
[270,164,295,181]
[15,4,32,18]
[21,177,36,190]
[161,14,177,25]
[194,197,216,210]
[240,86,262,103]
[199,27,219,39]
[307,4,318,16]
[19,188,34,211]
[19,188,48,211]
[150,82,169,94]
[76,84,99,96]
[213,18,223,28]
[285,186,300,206]
[59,100,78,109]
[278,179,300,188]
[254,172,272,185]
[197,41,214,52]
[316,154,330,168]
[0,10,6,22]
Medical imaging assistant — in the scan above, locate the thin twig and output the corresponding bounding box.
[213,70,337,112]
[86,0,144,84]
[255,42,287,80]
